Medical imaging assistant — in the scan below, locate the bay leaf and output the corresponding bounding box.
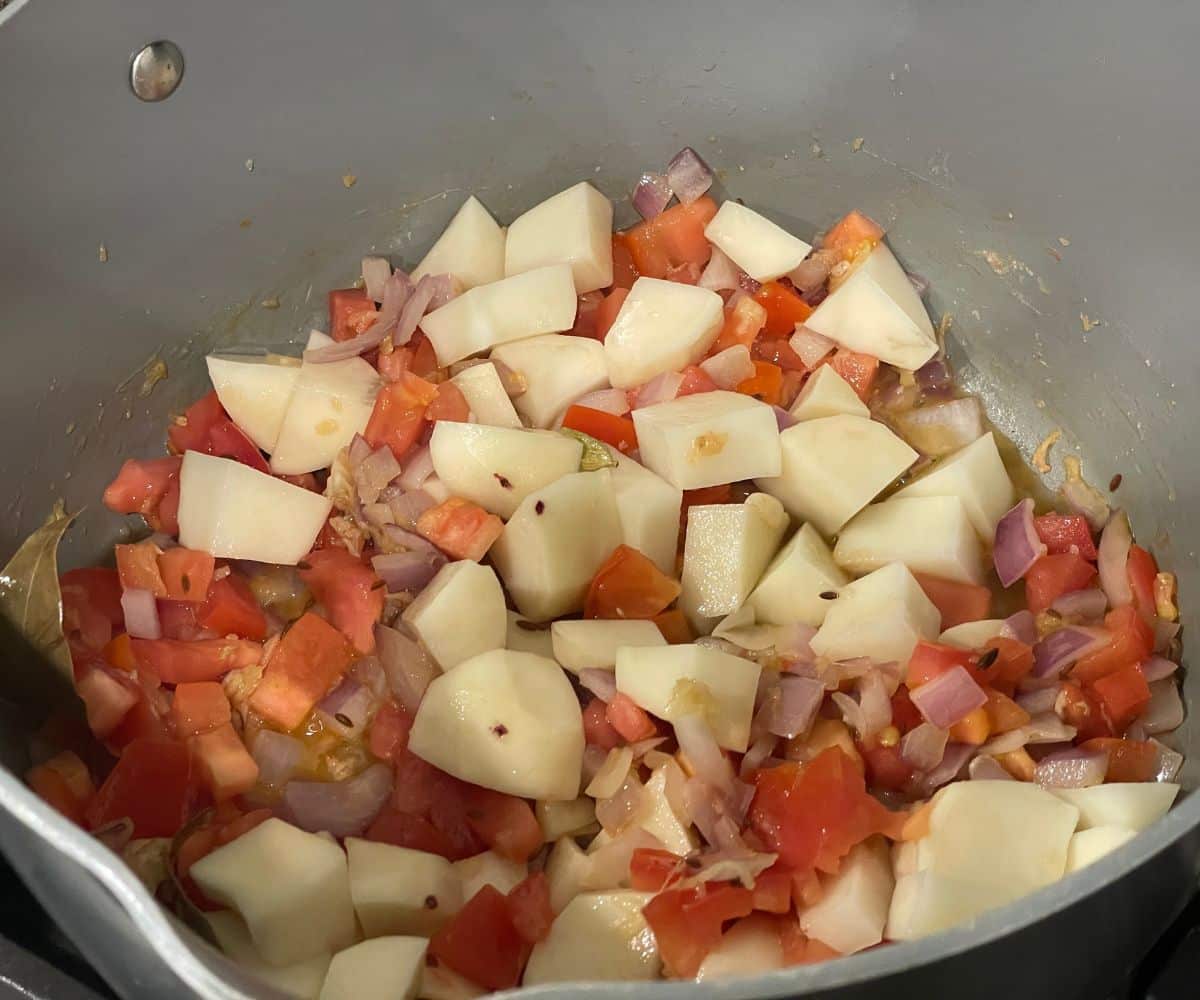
[0,505,79,711]
[559,428,618,472]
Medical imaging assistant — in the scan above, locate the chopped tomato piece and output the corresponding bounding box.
[214,807,273,846]
[983,689,1031,734]
[249,612,354,730]
[1057,681,1114,742]
[364,372,439,462]
[329,287,378,342]
[365,808,454,857]
[104,692,169,752]
[1034,513,1098,560]
[752,336,809,372]
[827,349,880,401]
[408,336,440,379]
[821,210,884,262]
[977,637,1035,694]
[582,697,622,750]
[171,682,231,739]
[677,364,719,396]
[913,573,991,629]
[298,547,383,654]
[155,478,182,535]
[1080,737,1158,782]
[754,281,814,337]
[75,667,139,739]
[620,197,718,279]
[1071,605,1154,684]
[377,345,412,382]
[197,574,267,640]
[948,706,991,745]
[629,848,682,891]
[205,419,271,473]
[506,873,554,944]
[85,739,199,838]
[595,287,630,340]
[26,752,95,825]
[167,391,225,454]
[190,723,259,800]
[426,381,471,423]
[905,641,983,689]
[416,497,503,562]
[115,542,168,597]
[713,296,768,353]
[736,360,784,406]
[562,405,638,454]
[1091,664,1151,731]
[368,701,413,762]
[1127,544,1159,620]
[585,545,682,620]
[131,637,261,685]
[1024,553,1097,613]
[157,600,203,641]
[103,456,183,532]
[652,609,693,644]
[749,746,900,877]
[643,883,754,978]
[430,885,530,991]
[605,693,657,742]
[157,547,215,604]
[61,567,124,650]
[890,687,923,733]
[861,742,914,791]
[103,632,137,672]
[752,869,794,914]
[780,369,806,409]
[462,786,542,863]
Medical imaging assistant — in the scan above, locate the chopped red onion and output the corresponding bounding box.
[306,271,413,362]
[1140,655,1179,683]
[283,763,392,838]
[700,345,756,390]
[789,327,836,369]
[351,654,389,699]
[595,772,646,834]
[1061,476,1111,532]
[788,252,836,297]
[993,499,1047,588]
[1001,610,1038,646]
[375,623,438,712]
[354,446,403,505]
[381,524,446,563]
[397,445,435,492]
[980,713,1077,755]
[1034,747,1108,788]
[371,550,444,595]
[684,778,749,852]
[348,433,373,468]
[362,255,392,303]
[736,270,762,296]
[772,406,798,431]
[632,173,673,220]
[1097,510,1133,608]
[388,489,436,530]
[895,397,985,458]
[674,714,736,798]
[739,734,778,778]
[910,666,988,729]
[1150,738,1183,782]
[698,247,741,292]
[121,588,161,640]
[574,388,631,417]
[316,678,378,740]
[582,744,609,785]
[665,147,714,205]
[914,358,954,398]
[362,503,395,528]
[914,742,974,795]
[968,755,1014,781]
[901,722,949,771]
[857,670,893,739]
[1050,587,1108,620]
[250,730,305,788]
[393,273,440,348]
[578,668,618,704]
[1154,619,1181,655]
[633,372,684,409]
[764,675,824,739]
[830,691,866,737]
[1140,679,1184,736]
[1016,686,1060,716]
[1032,626,1110,678]
[675,849,779,891]
[775,622,818,663]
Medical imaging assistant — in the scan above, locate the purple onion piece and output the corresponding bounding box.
[315,677,379,740]
[993,499,1047,588]
[1001,609,1038,646]
[909,666,988,729]
[1050,587,1108,620]
[251,730,305,788]
[901,722,949,771]
[665,146,714,205]
[362,255,392,303]
[915,742,975,795]
[355,446,403,505]
[1140,679,1185,736]
[1097,510,1133,608]
[371,550,444,595]
[1032,626,1110,679]
[1140,655,1178,683]
[283,763,393,838]
[632,173,673,220]
[375,623,438,712]
[764,675,824,739]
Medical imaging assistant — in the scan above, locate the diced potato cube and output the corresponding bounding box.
[412,194,506,290]
[634,391,781,490]
[606,448,683,575]
[1065,826,1137,873]
[703,202,812,282]
[206,910,331,999]
[756,415,917,536]
[490,334,609,428]
[504,182,614,294]
[638,765,697,856]
[833,495,985,584]
[545,836,592,914]
[550,619,666,673]
[536,797,597,841]
[939,619,1005,648]
[318,937,426,1000]
[449,362,522,428]
[523,892,660,986]
[604,278,724,389]
[505,610,557,659]
[788,364,869,421]
[423,264,577,366]
[893,432,1014,539]
[810,562,940,665]
[345,839,461,938]
[206,353,301,453]
[799,838,894,955]
[453,851,527,901]
[615,644,761,752]
[747,522,850,627]
[1051,783,1179,832]
[696,914,784,981]
[401,561,506,670]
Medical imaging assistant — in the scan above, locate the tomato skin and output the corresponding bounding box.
[822,210,885,261]
[582,697,622,749]
[629,848,682,891]
[430,885,531,990]
[157,547,215,604]
[754,281,814,337]
[416,497,503,562]
[1071,605,1154,684]
[131,637,262,685]
[1034,513,1098,559]
[1024,553,1097,613]
[103,456,182,532]
[365,808,456,856]
[1080,737,1158,782]
[329,288,377,341]
[104,693,169,752]
[205,420,271,473]
[561,405,638,454]
[506,873,554,944]
[643,884,755,978]
[298,547,383,654]
[425,381,471,423]
[248,612,356,730]
[1126,545,1158,620]
[197,574,267,640]
[621,197,718,279]
[462,787,542,863]
[170,682,231,739]
[826,349,880,401]
[736,361,784,406]
[712,296,768,353]
[585,545,681,621]
[605,693,658,742]
[913,573,992,629]
[85,739,200,838]
[363,372,439,462]
[1091,663,1151,731]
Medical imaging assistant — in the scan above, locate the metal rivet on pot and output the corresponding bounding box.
[129,40,184,102]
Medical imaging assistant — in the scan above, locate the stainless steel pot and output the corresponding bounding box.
[0,1,1196,997]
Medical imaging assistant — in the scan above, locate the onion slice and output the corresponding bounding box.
[315,678,378,740]
[251,730,305,788]
[1140,655,1178,683]
[993,499,1047,588]
[665,147,714,205]
[914,742,974,795]
[120,588,161,640]
[968,755,1013,781]
[1031,626,1109,679]
[375,623,438,712]
[1097,510,1133,608]
[909,666,988,729]
[362,255,392,303]
[1001,610,1037,646]
[305,271,412,362]
[1140,679,1184,736]
[371,550,443,595]
[284,764,392,838]
[1034,748,1108,788]
[698,247,741,292]
[578,668,618,704]
[901,722,949,771]
[586,746,634,799]
[1050,587,1108,620]
[763,675,824,739]
[789,326,836,368]
[701,345,756,390]
[392,273,440,348]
